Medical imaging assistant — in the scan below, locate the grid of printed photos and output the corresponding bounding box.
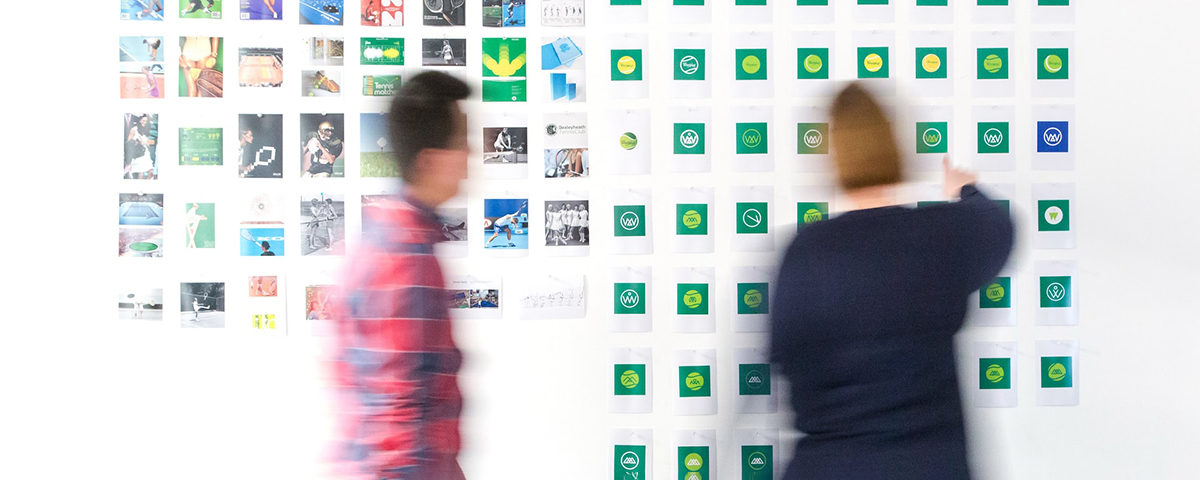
[119,2,1078,469]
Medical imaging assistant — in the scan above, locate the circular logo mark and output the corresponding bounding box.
[1046,282,1067,302]
[1043,127,1063,147]
[983,54,1003,74]
[985,283,1005,302]
[620,451,641,471]
[748,452,767,471]
[683,290,703,309]
[619,211,640,231]
[741,208,762,229]
[545,123,558,136]
[803,208,824,224]
[743,289,763,309]
[1044,54,1063,73]
[619,132,639,150]
[922,127,943,148]
[744,369,765,390]
[680,55,700,75]
[985,364,1006,383]
[682,210,702,229]
[684,453,704,472]
[741,128,762,149]
[1044,206,1064,225]
[1047,362,1067,382]
[619,289,641,309]
[741,54,762,75]
[679,129,700,149]
[803,129,824,149]
[983,128,1004,148]
[803,54,823,73]
[617,55,638,75]
[684,473,702,480]
[863,53,884,73]
[620,369,640,389]
[685,371,705,390]
[922,53,942,73]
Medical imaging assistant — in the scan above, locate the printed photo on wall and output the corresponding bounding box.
[180,0,222,18]
[120,193,164,227]
[124,113,158,179]
[305,37,345,66]
[483,198,529,249]
[122,0,165,20]
[305,285,334,320]
[422,38,467,66]
[178,36,224,97]
[300,113,345,178]
[423,0,465,25]
[541,0,583,26]
[184,202,216,249]
[299,193,345,256]
[180,282,225,328]
[483,0,525,27]
[238,48,283,87]
[119,226,164,257]
[238,114,284,178]
[179,127,223,166]
[544,200,589,247]
[302,69,342,96]
[118,194,164,258]
[544,113,588,177]
[544,148,588,178]
[119,288,163,321]
[450,288,499,309]
[361,113,398,177]
[241,193,285,256]
[119,36,164,99]
[541,36,585,102]
[300,0,344,24]
[482,37,528,102]
[362,0,402,25]
[242,0,282,19]
[249,275,278,296]
[437,207,468,244]
[483,127,528,164]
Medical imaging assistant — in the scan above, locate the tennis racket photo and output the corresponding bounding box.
[426,0,465,24]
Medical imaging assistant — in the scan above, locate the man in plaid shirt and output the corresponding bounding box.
[331,71,471,480]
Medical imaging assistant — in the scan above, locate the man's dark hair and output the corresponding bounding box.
[388,71,472,181]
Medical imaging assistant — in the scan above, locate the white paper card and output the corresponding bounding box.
[729,186,775,252]
[1036,339,1079,406]
[610,265,652,332]
[608,109,652,175]
[734,347,778,413]
[447,274,502,320]
[675,349,717,415]
[674,267,715,333]
[610,187,654,255]
[1035,260,1078,326]
[971,105,1016,172]
[512,273,586,319]
[972,341,1018,408]
[1032,183,1076,249]
[610,347,653,413]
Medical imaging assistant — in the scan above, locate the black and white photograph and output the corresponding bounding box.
[238,114,283,178]
[180,282,226,328]
[483,127,528,164]
[118,288,163,321]
[423,0,466,25]
[299,193,345,255]
[422,38,467,66]
[544,200,589,246]
[437,207,468,244]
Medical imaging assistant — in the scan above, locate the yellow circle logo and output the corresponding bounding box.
[743,289,763,309]
[1047,363,1067,382]
[803,208,823,224]
[985,364,1005,383]
[922,53,941,73]
[682,210,702,229]
[617,55,637,75]
[685,371,705,391]
[683,289,703,309]
[684,453,704,472]
[1044,54,1063,73]
[742,55,762,75]
[620,370,640,389]
[983,54,1003,74]
[804,54,823,73]
[985,283,1005,302]
[863,53,883,73]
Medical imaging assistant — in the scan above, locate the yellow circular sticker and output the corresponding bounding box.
[863,53,883,73]
[742,55,762,75]
[617,55,637,75]
[922,53,941,73]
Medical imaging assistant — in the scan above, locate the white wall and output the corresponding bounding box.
[3,0,1199,479]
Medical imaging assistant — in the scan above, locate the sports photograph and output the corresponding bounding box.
[301,69,342,96]
[305,285,334,320]
[304,36,344,66]
[248,276,279,297]
[124,113,159,179]
[118,288,164,321]
[361,0,402,25]
[184,202,216,249]
[298,193,345,256]
[180,282,226,328]
[180,0,222,19]
[483,127,528,164]
[299,113,345,178]
[361,113,399,177]
[483,0,525,27]
[483,198,529,249]
[118,193,165,258]
[543,200,589,247]
[424,0,465,25]
[238,114,284,178]
[238,48,283,87]
[300,0,343,24]
[122,0,165,20]
[178,36,224,97]
[422,38,467,66]
[437,207,468,245]
[241,0,281,19]
[451,289,500,309]
[544,148,589,178]
[119,37,164,99]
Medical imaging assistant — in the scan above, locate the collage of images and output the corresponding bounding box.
[121,0,585,27]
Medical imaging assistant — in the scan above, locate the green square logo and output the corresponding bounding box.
[678,365,711,397]
[736,123,768,155]
[917,0,949,5]
[611,49,643,81]
[674,48,706,81]
[611,0,642,4]
[675,0,705,5]
[858,0,888,4]
[737,282,769,315]
[1041,356,1073,388]
[677,283,709,315]
[739,363,771,395]
[741,445,773,479]
[796,202,829,228]
[676,203,708,235]
[857,47,889,79]
[674,123,706,155]
[796,0,828,4]
[736,0,767,5]
[614,283,646,315]
[979,358,1012,390]
[979,277,1012,309]
[1040,276,1072,308]
[1039,0,1070,5]
[614,364,647,396]
[1038,48,1069,80]
[615,444,646,480]
[977,48,1009,80]
[797,123,829,154]
[1037,199,1070,232]
[915,47,947,79]
[977,122,1009,154]
[916,122,948,154]
[797,48,829,79]
[978,0,1009,5]
[614,205,647,237]
[736,48,768,80]
[736,202,769,235]
[678,446,710,480]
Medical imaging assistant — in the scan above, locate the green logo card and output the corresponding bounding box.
[916,121,948,154]
[857,47,889,79]
[977,48,1009,80]
[611,49,643,81]
[614,364,647,396]
[1040,276,1071,308]
[742,445,773,479]
[977,122,1009,154]
[736,48,768,80]
[615,445,646,480]
[979,358,1012,389]
[614,205,647,237]
[796,123,829,154]
[1041,356,1073,388]
[979,277,1012,309]
[361,38,404,66]
[614,283,646,315]
[1037,199,1070,232]
[739,363,771,395]
[678,446,709,480]
[737,123,768,155]
[737,282,769,315]
[677,283,709,315]
[675,48,706,81]
[676,204,708,235]
[1037,48,1069,80]
[736,202,769,235]
[796,202,829,228]
[915,47,947,79]
[674,123,706,155]
[678,365,711,397]
[797,48,829,79]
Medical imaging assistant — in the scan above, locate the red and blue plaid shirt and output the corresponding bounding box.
[330,194,462,479]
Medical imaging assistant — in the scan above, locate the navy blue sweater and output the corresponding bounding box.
[770,185,1014,480]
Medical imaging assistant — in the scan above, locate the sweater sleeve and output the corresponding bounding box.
[955,185,1016,292]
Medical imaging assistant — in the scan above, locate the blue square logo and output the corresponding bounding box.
[1037,121,1069,153]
